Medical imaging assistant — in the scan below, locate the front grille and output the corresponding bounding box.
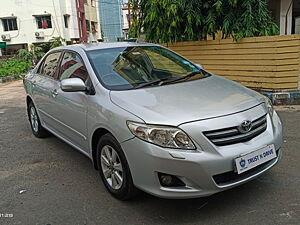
[212,150,279,186]
[203,115,267,146]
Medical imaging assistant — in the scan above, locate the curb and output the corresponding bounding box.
[262,90,300,105]
[0,74,25,83]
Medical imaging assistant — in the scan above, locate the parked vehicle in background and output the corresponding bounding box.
[23,42,283,200]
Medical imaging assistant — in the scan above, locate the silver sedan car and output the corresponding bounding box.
[23,42,283,200]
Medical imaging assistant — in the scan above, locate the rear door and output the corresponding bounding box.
[33,51,62,129]
[50,51,91,151]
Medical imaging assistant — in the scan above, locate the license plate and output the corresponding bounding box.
[234,144,277,174]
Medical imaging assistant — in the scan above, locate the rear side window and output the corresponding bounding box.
[40,52,61,77]
[59,52,89,82]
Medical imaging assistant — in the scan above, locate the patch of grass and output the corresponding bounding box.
[0,58,31,77]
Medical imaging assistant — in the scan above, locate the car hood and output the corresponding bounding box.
[110,75,265,126]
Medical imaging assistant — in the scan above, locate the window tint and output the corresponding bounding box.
[59,52,89,82]
[41,52,61,77]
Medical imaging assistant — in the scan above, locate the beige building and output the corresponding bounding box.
[84,0,101,42]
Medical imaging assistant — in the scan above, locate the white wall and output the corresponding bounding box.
[280,0,293,35]
[0,0,80,47]
[122,5,129,38]
[95,0,102,41]
[122,8,129,30]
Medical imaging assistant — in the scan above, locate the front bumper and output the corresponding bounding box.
[121,110,283,199]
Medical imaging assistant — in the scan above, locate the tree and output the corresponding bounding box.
[49,36,65,49]
[17,36,65,65]
[129,0,279,43]
[17,44,45,65]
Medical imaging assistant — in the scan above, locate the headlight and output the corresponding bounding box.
[127,121,196,150]
[264,97,274,117]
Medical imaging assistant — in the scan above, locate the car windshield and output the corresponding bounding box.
[87,46,207,90]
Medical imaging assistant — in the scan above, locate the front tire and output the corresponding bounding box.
[28,102,49,138]
[96,133,138,200]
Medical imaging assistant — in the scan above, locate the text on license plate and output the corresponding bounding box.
[234,144,277,174]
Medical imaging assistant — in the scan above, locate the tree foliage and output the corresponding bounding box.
[129,0,279,43]
[49,36,65,49]
[17,44,45,65]
[16,36,65,65]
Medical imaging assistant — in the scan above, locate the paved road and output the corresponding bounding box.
[0,81,299,225]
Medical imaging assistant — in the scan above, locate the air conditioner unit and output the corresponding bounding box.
[35,31,45,39]
[1,34,11,41]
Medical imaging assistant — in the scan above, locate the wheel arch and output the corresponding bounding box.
[26,95,33,107]
[91,127,112,170]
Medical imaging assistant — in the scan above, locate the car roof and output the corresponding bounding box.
[53,42,158,52]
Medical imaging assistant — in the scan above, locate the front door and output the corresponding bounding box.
[50,51,91,151]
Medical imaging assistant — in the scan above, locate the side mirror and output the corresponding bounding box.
[195,64,203,70]
[61,78,86,92]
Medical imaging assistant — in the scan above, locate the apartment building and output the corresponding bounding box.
[98,0,123,41]
[0,0,101,55]
[84,0,101,43]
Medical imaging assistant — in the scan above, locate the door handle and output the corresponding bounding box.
[32,80,36,88]
[52,89,58,98]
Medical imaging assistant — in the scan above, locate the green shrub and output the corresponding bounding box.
[0,58,32,77]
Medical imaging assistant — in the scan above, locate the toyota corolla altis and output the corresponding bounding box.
[23,42,283,200]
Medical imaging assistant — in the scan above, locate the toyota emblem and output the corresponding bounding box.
[238,120,252,133]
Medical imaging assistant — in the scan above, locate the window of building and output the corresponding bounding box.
[91,21,97,32]
[2,18,18,31]
[59,52,89,82]
[86,20,90,31]
[35,16,52,29]
[64,15,69,28]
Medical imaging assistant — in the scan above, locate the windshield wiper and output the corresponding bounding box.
[133,77,171,89]
[161,71,202,85]
[132,71,203,89]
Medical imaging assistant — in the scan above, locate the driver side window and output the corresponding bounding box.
[59,52,89,83]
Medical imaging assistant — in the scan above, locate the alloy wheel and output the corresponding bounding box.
[30,106,39,133]
[100,145,123,190]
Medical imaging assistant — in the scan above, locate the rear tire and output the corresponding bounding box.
[96,133,138,200]
[28,102,49,138]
